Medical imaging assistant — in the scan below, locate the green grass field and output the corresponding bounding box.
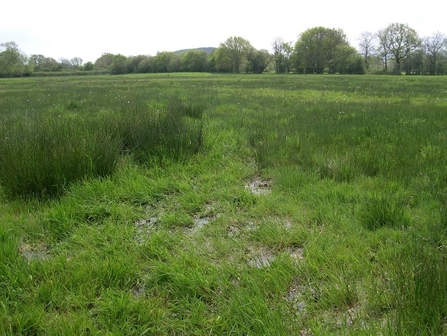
[1,73,446,335]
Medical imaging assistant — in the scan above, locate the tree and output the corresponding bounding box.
[167,54,181,72]
[181,50,208,72]
[109,54,127,74]
[0,42,27,77]
[358,31,376,70]
[124,55,147,73]
[136,56,154,73]
[332,44,365,74]
[29,54,46,69]
[401,49,424,74]
[83,62,94,71]
[94,53,115,69]
[41,57,61,71]
[151,52,180,73]
[70,57,83,68]
[423,32,446,75]
[377,29,392,71]
[435,51,447,75]
[272,37,293,73]
[246,49,271,73]
[378,23,420,73]
[293,27,353,74]
[205,50,218,72]
[29,54,63,72]
[217,36,254,73]
[59,58,72,69]
[214,47,232,72]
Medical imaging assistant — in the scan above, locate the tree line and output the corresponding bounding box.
[1,23,446,77]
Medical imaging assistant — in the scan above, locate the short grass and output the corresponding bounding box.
[1,74,446,335]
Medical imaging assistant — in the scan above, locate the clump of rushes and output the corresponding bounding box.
[0,113,121,199]
[358,194,409,230]
[115,101,203,164]
[0,98,204,199]
[390,240,447,335]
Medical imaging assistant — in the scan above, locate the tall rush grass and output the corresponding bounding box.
[0,114,121,199]
[0,98,204,199]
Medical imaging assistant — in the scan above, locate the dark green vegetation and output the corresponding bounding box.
[1,74,447,335]
[2,23,447,78]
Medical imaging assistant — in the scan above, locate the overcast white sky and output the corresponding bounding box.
[1,0,445,63]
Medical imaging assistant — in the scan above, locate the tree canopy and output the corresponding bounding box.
[377,23,420,73]
[216,37,254,73]
[293,27,364,74]
[0,42,29,76]
[1,22,447,77]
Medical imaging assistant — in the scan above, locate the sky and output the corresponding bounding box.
[1,0,445,64]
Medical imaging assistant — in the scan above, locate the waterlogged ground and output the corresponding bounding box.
[1,74,447,335]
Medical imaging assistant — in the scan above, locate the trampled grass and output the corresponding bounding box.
[1,74,446,335]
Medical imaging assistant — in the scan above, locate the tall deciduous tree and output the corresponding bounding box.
[332,44,365,74]
[377,29,391,71]
[246,49,271,73]
[124,55,147,73]
[293,27,360,74]
[272,37,293,73]
[70,57,83,67]
[378,23,420,73]
[151,52,181,73]
[83,62,94,71]
[181,50,208,72]
[358,31,376,70]
[0,42,27,77]
[29,56,60,72]
[109,54,127,74]
[59,58,72,69]
[216,36,253,73]
[423,32,446,75]
[41,57,61,71]
[29,54,47,71]
[94,53,115,69]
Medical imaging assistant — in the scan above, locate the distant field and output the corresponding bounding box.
[1,74,446,335]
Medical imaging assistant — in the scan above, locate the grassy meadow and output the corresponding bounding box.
[0,73,446,335]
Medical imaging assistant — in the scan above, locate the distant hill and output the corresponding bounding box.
[174,47,216,54]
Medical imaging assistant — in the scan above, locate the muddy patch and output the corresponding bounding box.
[245,176,271,195]
[246,245,305,268]
[131,282,146,298]
[19,242,50,262]
[287,247,305,263]
[187,203,219,235]
[134,216,159,244]
[187,216,213,235]
[227,221,258,238]
[246,246,276,268]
